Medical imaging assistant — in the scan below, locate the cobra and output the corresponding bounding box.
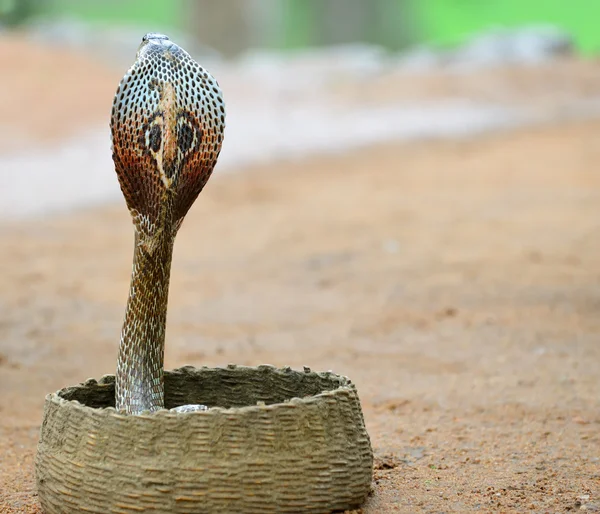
[110,33,225,414]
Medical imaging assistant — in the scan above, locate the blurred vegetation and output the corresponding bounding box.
[0,0,41,27]
[184,0,418,56]
[418,0,600,54]
[1,0,600,55]
[0,0,182,30]
[280,0,416,50]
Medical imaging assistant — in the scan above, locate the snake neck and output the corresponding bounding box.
[115,201,178,414]
[111,33,226,414]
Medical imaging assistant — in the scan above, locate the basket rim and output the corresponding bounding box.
[46,364,358,419]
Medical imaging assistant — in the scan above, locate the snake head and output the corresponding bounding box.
[111,33,225,232]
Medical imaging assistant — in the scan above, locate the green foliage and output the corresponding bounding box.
[5,0,600,56]
[0,0,41,26]
[38,0,183,30]
[417,0,600,54]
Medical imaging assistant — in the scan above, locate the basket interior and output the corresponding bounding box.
[58,365,350,410]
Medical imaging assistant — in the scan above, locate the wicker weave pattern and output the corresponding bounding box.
[36,366,373,513]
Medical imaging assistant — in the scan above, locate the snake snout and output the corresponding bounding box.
[142,33,170,43]
[137,33,173,58]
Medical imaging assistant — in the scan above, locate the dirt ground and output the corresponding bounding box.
[1,36,600,513]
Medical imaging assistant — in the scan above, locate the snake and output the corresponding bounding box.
[110,33,225,414]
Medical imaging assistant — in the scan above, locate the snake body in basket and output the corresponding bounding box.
[110,33,225,414]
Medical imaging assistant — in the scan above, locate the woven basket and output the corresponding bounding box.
[36,365,373,513]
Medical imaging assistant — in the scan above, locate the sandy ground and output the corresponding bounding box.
[335,57,600,111]
[1,120,599,513]
[1,35,600,513]
[0,34,122,153]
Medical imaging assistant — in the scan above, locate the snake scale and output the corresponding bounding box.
[110,33,225,414]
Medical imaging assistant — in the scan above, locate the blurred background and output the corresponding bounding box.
[3,0,600,54]
[1,0,600,216]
